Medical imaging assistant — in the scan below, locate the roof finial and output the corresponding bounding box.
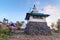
[33,4,36,10]
[32,0,38,13]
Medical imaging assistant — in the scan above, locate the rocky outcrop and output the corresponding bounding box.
[25,22,51,35]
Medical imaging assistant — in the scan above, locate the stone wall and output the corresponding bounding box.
[25,22,51,35]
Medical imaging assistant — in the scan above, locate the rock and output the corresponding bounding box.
[24,22,51,35]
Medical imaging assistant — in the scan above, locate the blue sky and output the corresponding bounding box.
[0,0,60,23]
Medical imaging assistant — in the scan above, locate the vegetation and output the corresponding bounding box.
[50,22,59,33]
[0,19,60,40]
[16,21,22,29]
[57,22,60,32]
[0,27,13,40]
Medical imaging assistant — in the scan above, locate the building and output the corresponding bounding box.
[23,4,51,35]
[25,4,51,34]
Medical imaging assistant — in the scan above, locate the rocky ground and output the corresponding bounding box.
[7,33,60,40]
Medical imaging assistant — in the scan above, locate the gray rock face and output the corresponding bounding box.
[25,22,51,35]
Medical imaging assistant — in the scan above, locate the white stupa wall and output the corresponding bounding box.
[28,16,46,22]
[21,21,27,29]
[21,16,47,29]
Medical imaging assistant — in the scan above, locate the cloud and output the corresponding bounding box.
[41,5,60,26]
[43,5,60,14]
[42,5,60,22]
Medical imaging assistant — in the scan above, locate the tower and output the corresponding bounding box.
[24,4,51,35]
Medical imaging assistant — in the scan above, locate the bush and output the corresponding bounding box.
[1,27,9,34]
[0,37,4,40]
[0,34,8,39]
[0,27,13,40]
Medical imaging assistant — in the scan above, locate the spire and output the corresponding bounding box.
[33,4,36,10]
[32,4,38,13]
[32,1,38,13]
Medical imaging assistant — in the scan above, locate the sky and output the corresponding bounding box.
[0,0,60,24]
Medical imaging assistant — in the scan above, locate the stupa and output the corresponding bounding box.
[24,4,51,35]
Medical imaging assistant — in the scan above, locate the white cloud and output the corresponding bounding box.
[41,5,60,26]
[43,5,60,14]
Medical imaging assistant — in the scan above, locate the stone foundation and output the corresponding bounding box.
[25,22,51,35]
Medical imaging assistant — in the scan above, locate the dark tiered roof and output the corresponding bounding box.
[30,11,49,16]
[25,12,50,20]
